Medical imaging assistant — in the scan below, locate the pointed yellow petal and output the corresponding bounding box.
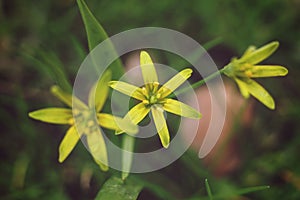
[241,41,279,65]
[115,103,150,135]
[163,99,201,119]
[51,85,87,110]
[244,79,275,110]
[158,68,193,98]
[234,78,250,98]
[29,108,73,124]
[88,70,111,112]
[151,106,170,148]
[87,129,109,171]
[124,102,150,125]
[140,51,158,84]
[58,126,80,163]
[251,65,288,77]
[241,45,256,57]
[109,81,145,100]
[97,113,138,134]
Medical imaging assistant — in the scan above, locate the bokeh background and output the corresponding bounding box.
[1,0,300,199]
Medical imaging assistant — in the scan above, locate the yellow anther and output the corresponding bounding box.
[142,99,149,104]
[68,118,75,125]
[245,70,253,78]
[141,87,148,97]
[152,82,159,93]
[153,82,159,86]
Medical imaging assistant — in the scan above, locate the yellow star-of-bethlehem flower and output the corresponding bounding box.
[29,70,136,171]
[109,51,202,148]
[223,41,288,110]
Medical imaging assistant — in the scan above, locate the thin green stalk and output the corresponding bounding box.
[191,68,226,89]
[121,135,135,180]
[172,67,227,98]
[205,179,213,200]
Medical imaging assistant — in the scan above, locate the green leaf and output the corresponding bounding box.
[229,185,270,196]
[122,135,135,180]
[76,0,124,78]
[22,50,72,93]
[70,35,87,62]
[95,176,142,200]
[212,185,270,199]
[195,185,270,200]
[76,0,108,51]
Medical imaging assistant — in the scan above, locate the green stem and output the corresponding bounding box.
[121,135,135,180]
[172,67,227,97]
[191,68,226,89]
[205,179,214,200]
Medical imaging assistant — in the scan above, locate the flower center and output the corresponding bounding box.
[71,109,98,134]
[142,82,162,106]
[240,63,255,78]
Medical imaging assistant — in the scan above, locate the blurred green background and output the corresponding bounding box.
[1,0,300,199]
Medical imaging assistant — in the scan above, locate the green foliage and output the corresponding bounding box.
[122,135,135,181]
[95,176,142,200]
[1,0,299,199]
[205,179,213,200]
[77,0,124,78]
[22,50,72,93]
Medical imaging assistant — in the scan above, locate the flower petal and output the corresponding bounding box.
[51,85,87,110]
[241,45,256,57]
[115,103,150,135]
[158,68,193,98]
[241,41,279,65]
[140,51,158,84]
[251,65,288,77]
[88,70,111,112]
[109,81,145,100]
[29,108,73,124]
[163,98,201,119]
[114,103,149,136]
[87,128,109,171]
[151,106,170,148]
[58,126,80,163]
[97,113,138,134]
[125,102,150,125]
[234,78,250,98]
[243,79,275,110]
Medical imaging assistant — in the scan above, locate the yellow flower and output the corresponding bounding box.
[223,41,288,109]
[29,70,137,171]
[109,51,202,148]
